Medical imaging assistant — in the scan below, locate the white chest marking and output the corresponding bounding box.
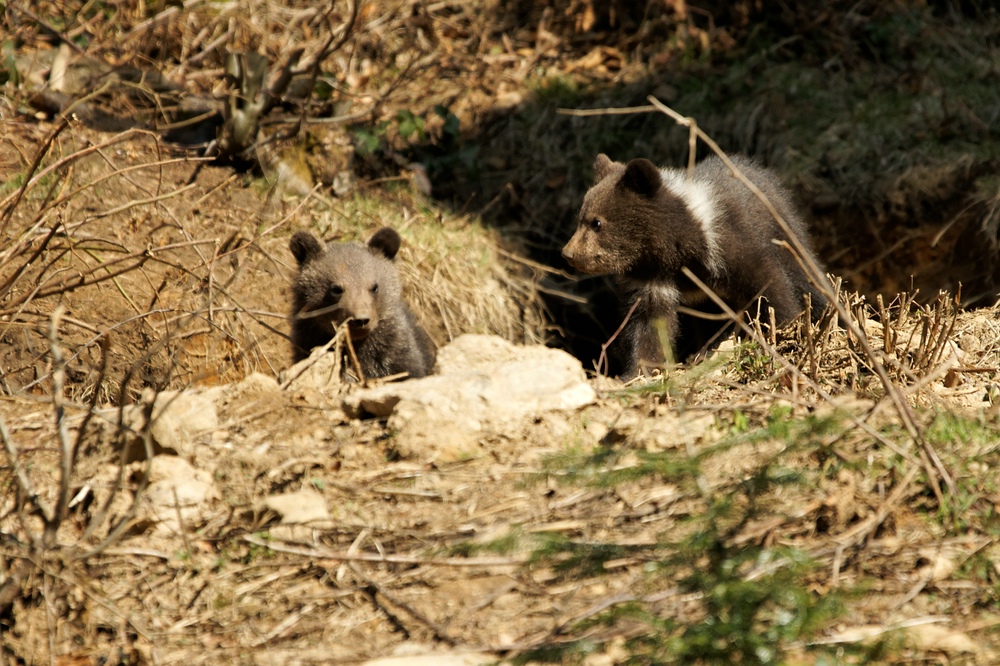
[660,168,723,277]
[649,283,681,305]
[623,280,681,308]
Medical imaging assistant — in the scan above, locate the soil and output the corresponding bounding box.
[2,311,1000,664]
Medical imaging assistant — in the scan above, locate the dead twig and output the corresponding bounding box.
[595,296,642,382]
[43,307,71,548]
[355,564,459,646]
[0,128,147,237]
[122,0,208,40]
[243,534,530,567]
[0,414,44,542]
[0,117,70,235]
[827,464,921,586]
[77,401,155,558]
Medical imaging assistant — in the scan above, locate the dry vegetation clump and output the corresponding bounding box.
[0,123,546,398]
[770,288,961,391]
[1,0,568,399]
[744,285,1000,416]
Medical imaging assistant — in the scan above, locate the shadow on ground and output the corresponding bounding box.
[391,0,1000,372]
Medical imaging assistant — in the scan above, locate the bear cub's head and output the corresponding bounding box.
[562,153,669,276]
[289,227,404,342]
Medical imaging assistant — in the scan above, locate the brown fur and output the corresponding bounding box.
[289,227,436,380]
[562,153,828,377]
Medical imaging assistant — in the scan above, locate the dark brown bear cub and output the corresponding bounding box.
[562,153,827,378]
[289,227,435,380]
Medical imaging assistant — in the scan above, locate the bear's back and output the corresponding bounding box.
[692,155,814,252]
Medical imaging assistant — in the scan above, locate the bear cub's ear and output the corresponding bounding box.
[290,231,324,266]
[593,153,615,183]
[368,227,402,260]
[620,158,662,198]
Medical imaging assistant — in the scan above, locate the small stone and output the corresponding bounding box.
[264,489,331,524]
[141,456,220,536]
[118,389,220,461]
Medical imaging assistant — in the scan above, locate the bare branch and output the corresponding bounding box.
[0,414,44,541]
[43,306,71,548]
[0,118,70,235]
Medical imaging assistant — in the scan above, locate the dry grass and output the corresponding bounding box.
[2,0,560,400]
[2,288,998,662]
[0,129,546,400]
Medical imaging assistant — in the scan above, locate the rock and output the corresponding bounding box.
[630,412,716,452]
[916,544,968,582]
[139,456,220,536]
[816,621,983,659]
[118,388,221,461]
[214,371,288,426]
[342,335,596,461]
[227,372,281,401]
[906,624,978,656]
[279,348,343,397]
[264,489,331,524]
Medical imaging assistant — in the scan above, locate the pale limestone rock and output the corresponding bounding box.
[630,412,716,452]
[280,347,343,395]
[226,371,281,401]
[342,335,596,461]
[140,456,220,536]
[118,388,221,460]
[264,489,331,524]
[906,624,979,656]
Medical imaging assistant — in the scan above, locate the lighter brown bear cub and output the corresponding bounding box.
[562,153,827,378]
[289,227,435,380]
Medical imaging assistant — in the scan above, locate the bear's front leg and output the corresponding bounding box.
[613,286,679,380]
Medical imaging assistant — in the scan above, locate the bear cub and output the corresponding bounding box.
[289,227,436,380]
[562,153,828,378]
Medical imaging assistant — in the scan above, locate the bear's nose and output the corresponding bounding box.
[348,317,369,329]
[561,247,574,261]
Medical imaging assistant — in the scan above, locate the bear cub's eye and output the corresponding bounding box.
[371,283,379,295]
[589,218,602,231]
[328,284,344,299]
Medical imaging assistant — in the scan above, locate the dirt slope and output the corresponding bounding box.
[2,2,1000,664]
